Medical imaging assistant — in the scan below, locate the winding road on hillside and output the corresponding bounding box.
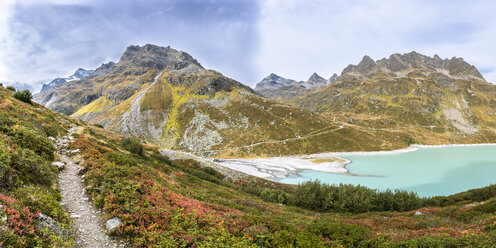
[204,125,346,153]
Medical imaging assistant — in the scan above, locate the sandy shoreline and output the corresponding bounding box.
[214,143,496,180]
[162,143,496,180]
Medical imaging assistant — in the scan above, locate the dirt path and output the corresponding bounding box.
[57,129,126,248]
[204,125,345,153]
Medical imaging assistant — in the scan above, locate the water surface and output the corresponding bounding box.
[280,145,496,197]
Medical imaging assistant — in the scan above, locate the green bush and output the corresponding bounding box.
[308,218,372,247]
[121,137,144,156]
[6,86,16,92]
[248,180,422,213]
[14,127,55,160]
[104,152,137,167]
[13,148,57,186]
[14,185,69,223]
[201,167,224,179]
[13,90,32,104]
[260,188,288,204]
[0,143,18,188]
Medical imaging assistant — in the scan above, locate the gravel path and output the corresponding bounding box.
[57,129,127,248]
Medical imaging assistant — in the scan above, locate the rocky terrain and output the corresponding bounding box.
[34,44,399,157]
[290,51,496,145]
[254,72,337,99]
[34,47,496,157]
[39,68,94,93]
[4,57,496,248]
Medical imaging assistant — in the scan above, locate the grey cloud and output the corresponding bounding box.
[3,0,260,89]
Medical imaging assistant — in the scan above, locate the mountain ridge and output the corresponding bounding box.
[35,44,394,157]
[254,72,335,99]
[40,68,94,93]
[289,51,496,146]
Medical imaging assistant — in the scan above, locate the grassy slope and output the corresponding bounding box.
[3,85,496,247]
[69,120,496,247]
[0,86,75,247]
[289,74,496,147]
[76,71,407,157]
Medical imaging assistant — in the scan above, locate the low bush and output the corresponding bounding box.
[6,86,15,92]
[105,152,137,167]
[14,127,55,160]
[14,185,69,223]
[260,188,289,204]
[13,90,32,104]
[308,218,373,247]
[121,137,144,156]
[13,148,57,186]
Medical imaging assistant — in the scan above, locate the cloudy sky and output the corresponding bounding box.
[1,0,496,92]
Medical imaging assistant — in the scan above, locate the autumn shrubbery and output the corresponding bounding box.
[0,88,72,246]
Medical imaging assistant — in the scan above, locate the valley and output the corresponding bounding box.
[3,45,496,247]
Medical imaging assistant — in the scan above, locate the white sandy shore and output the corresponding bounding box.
[162,143,496,180]
[216,157,351,179]
[215,143,496,180]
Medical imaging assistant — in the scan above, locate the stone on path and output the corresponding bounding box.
[106,217,123,235]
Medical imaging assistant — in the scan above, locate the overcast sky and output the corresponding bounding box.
[1,0,496,92]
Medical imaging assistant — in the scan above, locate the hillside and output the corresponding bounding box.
[35,44,409,157]
[4,84,496,247]
[289,52,496,145]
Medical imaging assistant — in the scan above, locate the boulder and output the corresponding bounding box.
[106,217,122,235]
[52,161,65,171]
[37,213,69,237]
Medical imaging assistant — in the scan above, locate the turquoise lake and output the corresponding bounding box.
[280,145,496,197]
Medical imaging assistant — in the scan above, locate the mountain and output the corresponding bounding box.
[329,73,338,83]
[39,68,94,93]
[4,78,496,247]
[291,51,496,145]
[305,72,329,88]
[36,44,398,157]
[254,72,334,99]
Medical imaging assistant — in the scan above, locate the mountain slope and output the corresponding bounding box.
[4,84,496,247]
[37,44,403,157]
[292,52,496,145]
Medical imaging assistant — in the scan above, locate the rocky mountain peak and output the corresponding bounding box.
[308,72,325,82]
[305,73,329,88]
[92,62,117,77]
[341,52,485,80]
[255,73,297,91]
[40,68,95,92]
[73,68,93,79]
[329,73,338,83]
[119,44,204,72]
[267,73,284,80]
[356,55,376,72]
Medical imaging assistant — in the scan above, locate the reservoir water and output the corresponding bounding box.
[279,145,496,197]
